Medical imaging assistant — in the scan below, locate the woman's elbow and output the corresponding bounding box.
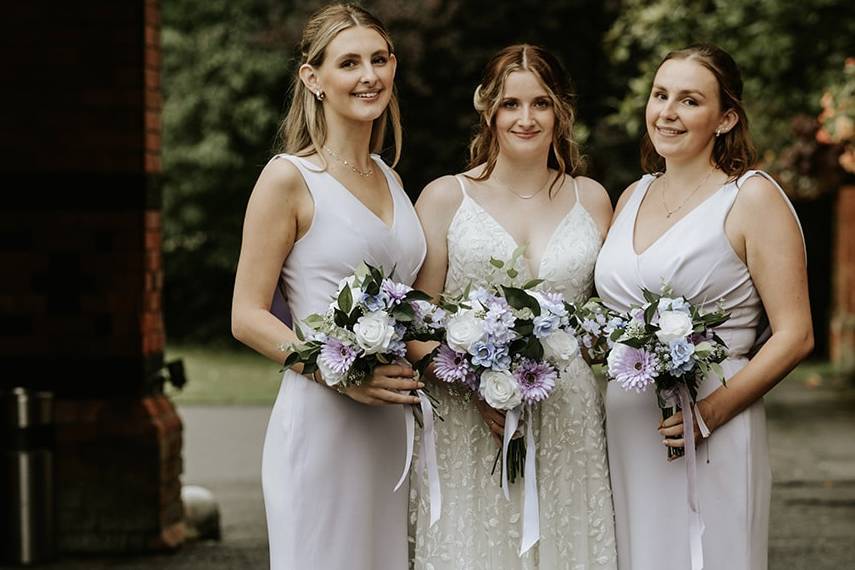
[231,308,247,343]
[792,325,814,362]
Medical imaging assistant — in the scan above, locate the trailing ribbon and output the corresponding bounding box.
[677,384,706,570]
[399,390,442,526]
[520,405,540,554]
[501,407,521,500]
[500,405,540,555]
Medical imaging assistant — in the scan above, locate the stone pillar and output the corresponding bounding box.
[831,184,855,372]
[0,0,183,553]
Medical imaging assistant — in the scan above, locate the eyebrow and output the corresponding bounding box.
[652,84,707,98]
[336,49,389,60]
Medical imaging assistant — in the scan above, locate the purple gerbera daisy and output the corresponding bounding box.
[318,338,359,375]
[381,279,411,306]
[606,343,658,392]
[433,344,471,383]
[513,359,557,404]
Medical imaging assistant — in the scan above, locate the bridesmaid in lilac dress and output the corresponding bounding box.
[231,5,425,569]
[595,44,813,570]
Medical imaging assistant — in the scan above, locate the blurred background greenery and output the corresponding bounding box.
[160,0,853,359]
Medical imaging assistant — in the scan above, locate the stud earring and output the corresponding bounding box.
[314,90,326,102]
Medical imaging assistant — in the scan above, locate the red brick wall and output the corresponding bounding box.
[1,0,183,554]
[831,184,855,369]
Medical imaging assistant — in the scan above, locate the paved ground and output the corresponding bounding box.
[8,372,854,569]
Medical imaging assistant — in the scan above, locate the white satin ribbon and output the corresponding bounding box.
[501,407,521,500]
[677,384,706,570]
[401,390,442,526]
[500,405,540,555]
[520,405,540,555]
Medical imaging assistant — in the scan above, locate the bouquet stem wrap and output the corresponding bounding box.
[501,405,540,554]
[400,390,442,526]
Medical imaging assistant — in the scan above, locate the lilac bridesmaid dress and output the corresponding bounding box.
[594,170,802,570]
[261,154,426,569]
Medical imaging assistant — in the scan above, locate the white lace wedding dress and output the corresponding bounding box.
[411,176,617,569]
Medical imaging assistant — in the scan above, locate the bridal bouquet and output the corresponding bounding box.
[281,262,445,388]
[604,285,731,459]
[432,252,581,553]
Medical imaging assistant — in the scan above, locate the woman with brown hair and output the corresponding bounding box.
[231,4,425,568]
[410,44,617,569]
[595,44,813,569]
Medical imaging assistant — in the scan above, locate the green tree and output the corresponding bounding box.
[605,0,852,195]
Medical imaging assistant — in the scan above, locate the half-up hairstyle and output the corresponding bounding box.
[278,4,402,166]
[641,43,757,178]
[468,44,584,196]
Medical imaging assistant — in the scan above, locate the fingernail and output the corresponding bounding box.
[417,382,425,388]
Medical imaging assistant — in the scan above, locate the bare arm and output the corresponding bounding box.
[231,158,420,406]
[661,174,813,446]
[231,158,309,364]
[405,176,464,365]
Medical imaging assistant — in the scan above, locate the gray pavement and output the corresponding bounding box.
[10,373,855,569]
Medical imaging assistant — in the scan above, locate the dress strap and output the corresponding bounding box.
[572,176,580,203]
[454,175,471,200]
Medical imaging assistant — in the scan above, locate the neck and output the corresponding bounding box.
[662,148,719,192]
[322,110,375,171]
[489,151,552,191]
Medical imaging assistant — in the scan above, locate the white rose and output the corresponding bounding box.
[446,310,485,353]
[316,357,345,387]
[542,330,580,365]
[655,310,694,343]
[479,370,522,411]
[353,311,396,355]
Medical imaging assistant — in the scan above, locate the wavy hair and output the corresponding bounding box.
[278,4,402,166]
[467,44,584,196]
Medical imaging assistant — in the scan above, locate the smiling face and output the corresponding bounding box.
[305,25,396,125]
[645,58,736,164]
[494,70,555,160]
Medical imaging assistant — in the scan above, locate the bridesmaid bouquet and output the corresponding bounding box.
[603,285,731,459]
[281,262,445,389]
[282,262,446,525]
[568,298,623,364]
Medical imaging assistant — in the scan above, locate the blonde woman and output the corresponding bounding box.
[231,4,425,568]
[410,45,617,569]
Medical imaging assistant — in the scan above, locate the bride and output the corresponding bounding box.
[410,44,617,569]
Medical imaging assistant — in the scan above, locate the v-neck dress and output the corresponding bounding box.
[412,175,617,569]
[262,153,426,570]
[594,170,801,570]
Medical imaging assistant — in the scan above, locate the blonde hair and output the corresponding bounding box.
[278,4,402,166]
[468,44,584,195]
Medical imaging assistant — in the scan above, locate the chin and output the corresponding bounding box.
[347,101,389,123]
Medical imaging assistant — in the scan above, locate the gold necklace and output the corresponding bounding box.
[660,168,714,218]
[495,172,555,200]
[323,146,374,177]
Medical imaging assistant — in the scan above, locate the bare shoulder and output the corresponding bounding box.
[415,174,464,213]
[253,156,309,203]
[574,176,612,210]
[730,173,798,230]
